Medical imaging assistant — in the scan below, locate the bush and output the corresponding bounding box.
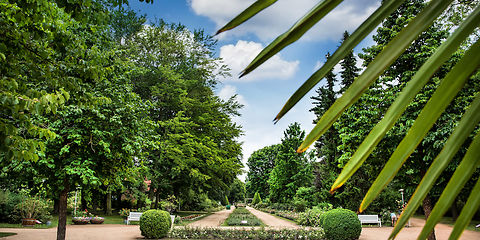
[321,209,361,240]
[14,196,51,223]
[0,190,23,223]
[297,207,325,227]
[140,209,171,239]
[293,199,307,212]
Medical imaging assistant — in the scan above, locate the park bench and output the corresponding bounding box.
[358,215,381,227]
[127,212,142,225]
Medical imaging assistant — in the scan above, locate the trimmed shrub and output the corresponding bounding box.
[252,192,262,205]
[140,209,171,239]
[321,209,361,240]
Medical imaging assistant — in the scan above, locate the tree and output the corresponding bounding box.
[228,178,246,204]
[245,144,279,199]
[339,31,360,94]
[220,0,480,238]
[119,20,243,209]
[268,123,313,203]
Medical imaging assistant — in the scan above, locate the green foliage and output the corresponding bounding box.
[297,207,325,227]
[252,191,262,205]
[246,144,279,199]
[0,190,22,223]
[139,209,171,239]
[14,196,51,222]
[228,178,246,204]
[169,228,325,240]
[225,207,262,226]
[121,21,243,210]
[321,209,361,240]
[268,123,313,203]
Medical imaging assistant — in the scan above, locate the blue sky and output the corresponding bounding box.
[126,0,381,178]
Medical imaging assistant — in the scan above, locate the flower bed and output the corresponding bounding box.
[224,207,262,226]
[181,214,204,221]
[169,227,325,239]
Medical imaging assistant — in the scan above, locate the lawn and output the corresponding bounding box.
[0,213,126,228]
[0,232,17,238]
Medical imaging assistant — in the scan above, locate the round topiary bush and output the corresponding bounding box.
[321,208,361,240]
[139,209,171,239]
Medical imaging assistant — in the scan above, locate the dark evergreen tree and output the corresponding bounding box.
[339,31,360,94]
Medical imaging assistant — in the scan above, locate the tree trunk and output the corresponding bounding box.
[105,191,112,215]
[56,181,70,240]
[148,187,155,208]
[81,191,87,210]
[450,200,459,221]
[154,191,159,209]
[53,198,60,214]
[422,195,436,240]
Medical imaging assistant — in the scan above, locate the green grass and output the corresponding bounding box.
[223,207,264,226]
[0,213,128,228]
[0,232,17,238]
[438,215,479,231]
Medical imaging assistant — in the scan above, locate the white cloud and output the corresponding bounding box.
[220,40,299,82]
[190,0,380,42]
[218,85,248,107]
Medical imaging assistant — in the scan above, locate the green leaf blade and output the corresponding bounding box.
[418,131,480,240]
[449,178,480,240]
[390,93,480,240]
[359,39,480,211]
[216,0,278,35]
[331,4,480,192]
[240,0,344,77]
[298,0,455,153]
[274,0,406,122]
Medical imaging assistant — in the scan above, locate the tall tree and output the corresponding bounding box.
[246,144,279,199]
[120,20,243,209]
[339,31,360,95]
[268,123,313,203]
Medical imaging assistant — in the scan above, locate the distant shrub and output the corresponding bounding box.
[255,202,269,209]
[297,207,325,227]
[316,202,333,211]
[252,192,262,205]
[0,190,23,223]
[139,209,171,239]
[321,209,361,240]
[293,199,308,212]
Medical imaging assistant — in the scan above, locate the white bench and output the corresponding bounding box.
[127,212,142,225]
[358,215,381,227]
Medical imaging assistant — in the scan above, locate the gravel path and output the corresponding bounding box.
[1,211,479,240]
[246,206,299,229]
[0,224,142,240]
[186,207,234,228]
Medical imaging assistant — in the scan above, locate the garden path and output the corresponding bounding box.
[1,214,479,239]
[186,207,234,228]
[246,206,300,229]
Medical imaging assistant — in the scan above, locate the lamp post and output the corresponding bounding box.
[399,189,404,207]
[74,186,81,216]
